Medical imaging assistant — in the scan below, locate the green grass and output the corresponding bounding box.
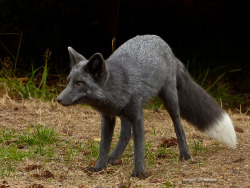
[0,162,16,177]
[191,141,208,156]
[88,141,101,159]
[0,49,58,101]
[0,125,58,177]
[0,145,29,160]
[0,125,109,178]
[164,175,173,188]
[0,125,57,156]
[19,125,57,146]
[145,143,156,164]
[0,127,15,142]
[145,143,179,169]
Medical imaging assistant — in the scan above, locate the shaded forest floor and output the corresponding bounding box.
[0,95,249,188]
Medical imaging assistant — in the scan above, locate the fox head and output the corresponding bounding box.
[57,47,108,106]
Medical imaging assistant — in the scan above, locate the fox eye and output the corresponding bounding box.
[74,81,85,87]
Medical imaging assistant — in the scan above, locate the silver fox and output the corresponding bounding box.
[57,35,237,178]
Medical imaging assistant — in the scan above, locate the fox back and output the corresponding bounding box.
[58,35,179,115]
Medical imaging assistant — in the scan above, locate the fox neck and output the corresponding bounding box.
[86,69,129,116]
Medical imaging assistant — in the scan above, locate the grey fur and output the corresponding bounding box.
[57,35,234,178]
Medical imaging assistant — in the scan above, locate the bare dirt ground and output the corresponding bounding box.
[0,95,249,188]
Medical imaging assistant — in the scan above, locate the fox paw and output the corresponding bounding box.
[107,156,116,165]
[179,153,192,161]
[108,158,122,166]
[87,166,96,172]
[131,170,148,179]
[87,164,107,172]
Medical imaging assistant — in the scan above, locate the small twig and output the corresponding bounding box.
[182,178,217,184]
[14,32,23,74]
[0,40,16,60]
[0,33,22,35]
[111,0,120,53]
[112,37,116,53]
[0,32,23,74]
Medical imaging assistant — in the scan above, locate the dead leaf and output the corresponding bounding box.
[79,185,89,188]
[157,153,167,159]
[62,128,73,136]
[233,157,245,163]
[0,185,9,188]
[149,177,159,183]
[27,184,44,188]
[118,177,131,188]
[41,170,55,179]
[158,137,177,147]
[17,144,25,149]
[25,164,42,172]
[113,159,122,166]
[93,138,101,142]
[235,126,244,133]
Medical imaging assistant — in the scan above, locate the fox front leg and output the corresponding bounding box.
[94,115,116,171]
[108,117,131,164]
[129,112,146,178]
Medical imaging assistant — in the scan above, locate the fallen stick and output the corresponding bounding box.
[182,178,217,183]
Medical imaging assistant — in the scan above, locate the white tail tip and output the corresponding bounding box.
[204,113,237,149]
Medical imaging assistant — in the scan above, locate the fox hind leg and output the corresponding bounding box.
[159,85,192,160]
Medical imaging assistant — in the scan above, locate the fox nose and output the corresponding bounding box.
[57,97,62,104]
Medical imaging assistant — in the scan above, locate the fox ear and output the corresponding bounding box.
[87,53,108,83]
[68,47,86,68]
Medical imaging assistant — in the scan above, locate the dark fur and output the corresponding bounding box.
[57,35,234,178]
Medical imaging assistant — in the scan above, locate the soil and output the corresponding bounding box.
[0,95,249,188]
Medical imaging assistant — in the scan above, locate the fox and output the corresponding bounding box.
[57,35,237,178]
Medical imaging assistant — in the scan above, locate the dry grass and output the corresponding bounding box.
[0,94,249,188]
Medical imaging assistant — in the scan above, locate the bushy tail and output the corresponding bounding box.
[176,62,237,149]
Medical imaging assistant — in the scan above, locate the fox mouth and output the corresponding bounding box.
[72,95,89,105]
[57,99,73,106]
[58,100,82,106]
[60,102,73,106]
[57,96,89,106]
[57,97,80,106]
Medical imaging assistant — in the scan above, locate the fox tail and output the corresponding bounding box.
[176,62,237,149]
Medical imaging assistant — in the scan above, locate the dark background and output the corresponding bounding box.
[0,0,249,93]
